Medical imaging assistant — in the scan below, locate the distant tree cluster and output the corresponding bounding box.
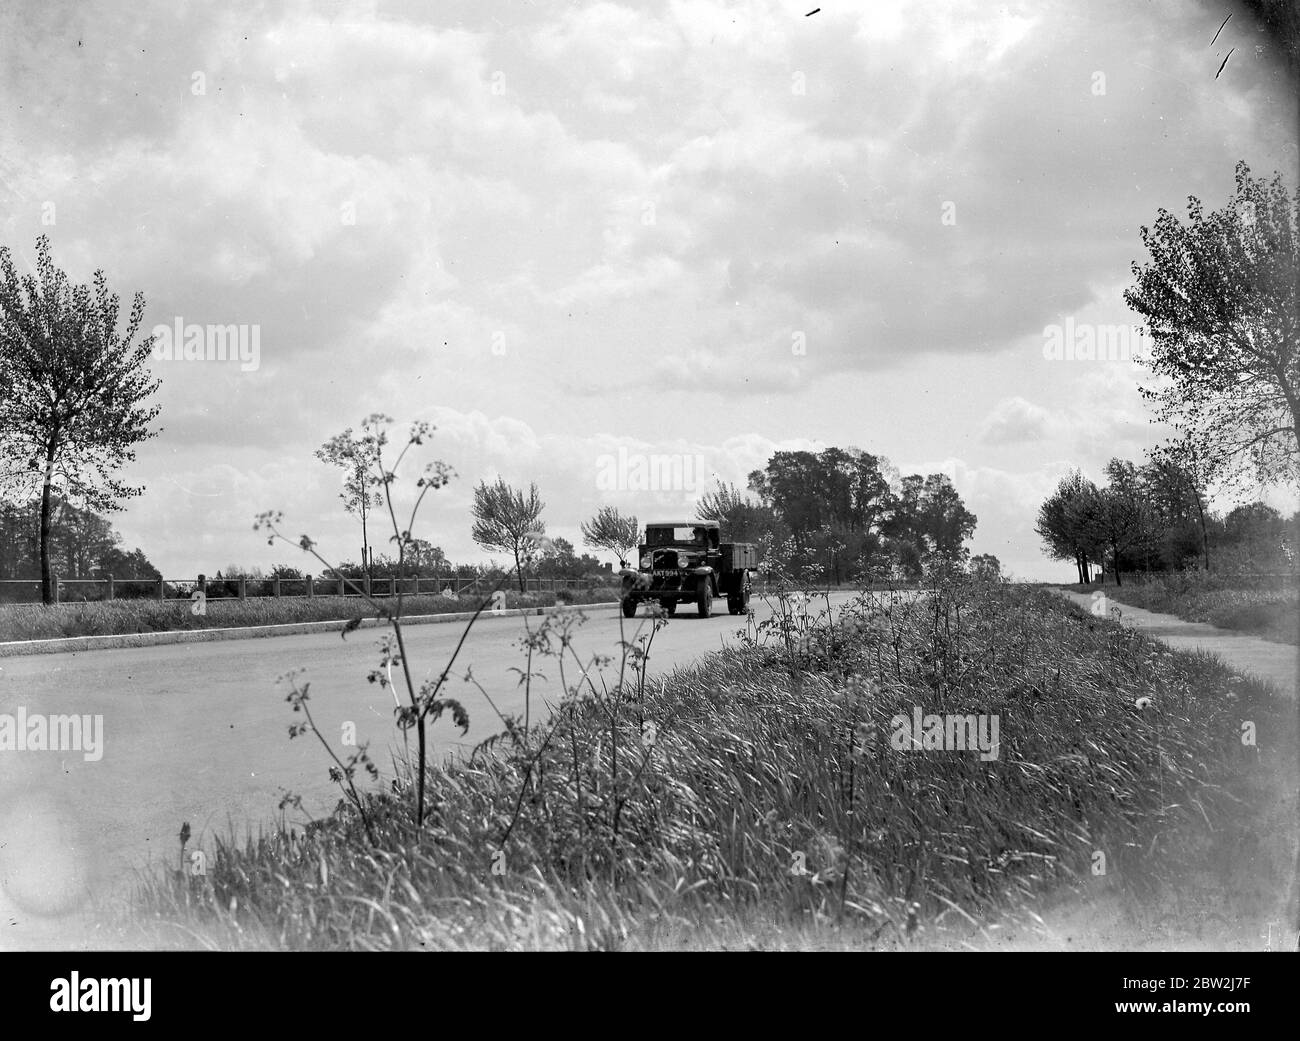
[1036,457,1297,585]
[303,444,981,593]
[0,497,159,582]
[694,447,978,583]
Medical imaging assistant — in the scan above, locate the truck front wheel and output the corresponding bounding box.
[621,597,638,618]
[697,578,713,617]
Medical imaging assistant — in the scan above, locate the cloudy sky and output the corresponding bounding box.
[1,0,1296,580]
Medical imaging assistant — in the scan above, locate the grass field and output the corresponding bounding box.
[1060,572,1298,646]
[0,587,622,643]
[123,580,1296,950]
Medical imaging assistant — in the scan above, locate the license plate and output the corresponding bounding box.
[651,570,680,577]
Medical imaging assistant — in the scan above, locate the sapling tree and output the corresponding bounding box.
[580,505,640,567]
[472,478,546,592]
[0,236,162,603]
[261,414,504,833]
[315,427,385,582]
[261,415,635,845]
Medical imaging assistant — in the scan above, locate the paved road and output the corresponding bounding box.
[0,591,862,948]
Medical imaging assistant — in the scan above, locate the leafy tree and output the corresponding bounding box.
[471,478,545,592]
[0,495,159,583]
[694,480,784,549]
[316,427,385,581]
[1142,446,1212,570]
[0,236,162,603]
[968,553,1003,582]
[1071,461,1160,586]
[407,538,448,575]
[1125,162,1299,488]
[580,505,639,566]
[879,472,976,575]
[534,538,604,579]
[748,447,894,536]
[919,474,977,563]
[1220,502,1292,572]
[695,480,747,524]
[536,536,575,575]
[1036,470,1099,583]
[99,546,159,581]
[1224,502,1283,542]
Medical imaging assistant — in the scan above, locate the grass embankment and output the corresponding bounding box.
[0,587,621,643]
[128,583,1295,950]
[1061,572,1298,646]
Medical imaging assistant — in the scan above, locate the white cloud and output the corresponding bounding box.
[2,0,1294,582]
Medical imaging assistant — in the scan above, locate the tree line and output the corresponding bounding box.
[696,448,980,582]
[318,434,983,591]
[1036,458,1297,586]
[0,496,159,583]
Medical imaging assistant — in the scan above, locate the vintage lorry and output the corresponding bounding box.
[619,520,758,618]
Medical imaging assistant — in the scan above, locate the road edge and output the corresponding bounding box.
[0,602,623,658]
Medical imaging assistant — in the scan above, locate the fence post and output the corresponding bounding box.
[157,575,165,600]
[238,576,247,600]
[53,571,59,604]
[273,576,281,598]
[197,574,207,600]
[306,574,314,598]
[106,574,114,601]
[363,574,371,598]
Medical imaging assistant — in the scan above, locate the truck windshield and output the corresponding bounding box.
[648,527,703,544]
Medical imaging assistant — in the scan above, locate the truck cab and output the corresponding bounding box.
[620,520,756,618]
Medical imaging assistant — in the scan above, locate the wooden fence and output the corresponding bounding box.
[0,573,608,605]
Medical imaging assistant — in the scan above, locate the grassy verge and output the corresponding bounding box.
[124,583,1296,950]
[1059,573,1298,646]
[0,587,622,642]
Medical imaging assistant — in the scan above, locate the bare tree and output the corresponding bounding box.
[471,478,545,591]
[0,236,161,603]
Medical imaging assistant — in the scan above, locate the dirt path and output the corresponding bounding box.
[958,589,1299,952]
[1057,589,1297,697]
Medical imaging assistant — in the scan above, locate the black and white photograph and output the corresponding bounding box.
[0,0,1297,1003]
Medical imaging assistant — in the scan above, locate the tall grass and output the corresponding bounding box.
[126,579,1295,950]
